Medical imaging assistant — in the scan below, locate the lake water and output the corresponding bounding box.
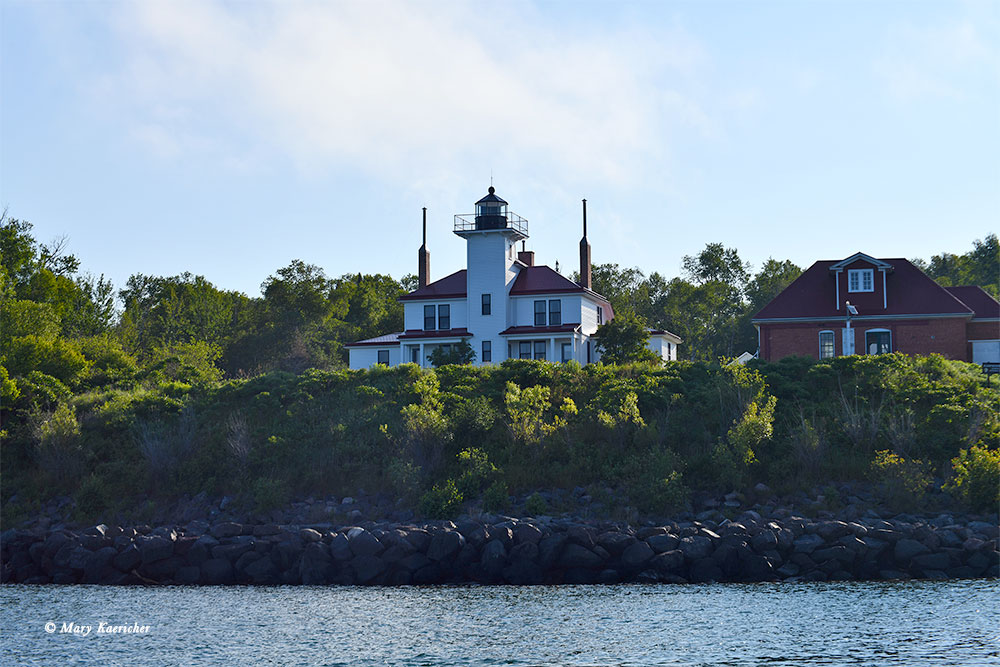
[2,580,998,666]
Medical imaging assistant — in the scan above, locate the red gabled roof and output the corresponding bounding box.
[509,265,585,295]
[946,286,1000,319]
[399,270,467,301]
[753,257,974,321]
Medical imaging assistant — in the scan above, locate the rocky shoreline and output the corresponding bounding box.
[3,507,997,586]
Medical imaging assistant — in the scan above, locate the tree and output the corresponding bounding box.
[428,341,476,367]
[736,258,802,354]
[919,234,999,298]
[595,310,658,365]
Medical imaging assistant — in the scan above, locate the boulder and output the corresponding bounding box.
[138,536,174,565]
[621,541,655,569]
[299,529,323,543]
[597,532,636,557]
[558,543,604,569]
[427,530,465,562]
[210,522,243,539]
[112,544,142,572]
[894,539,930,562]
[650,550,684,574]
[480,539,508,579]
[200,558,234,584]
[646,534,680,554]
[793,534,826,554]
[678,535,714,561]
[348,529,383,558]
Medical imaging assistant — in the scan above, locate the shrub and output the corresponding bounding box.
[251,477,291,512]
[944,445,1000,511]
[455,447,498,497]
[633,470,689,515]
[386,457,422,501]
[427,341,476,367]
[869,450,931,509]
[525,491,548,516]
[74,474,110,520]
[34,402,83,488]
[419,479,463,519]
[482,480,510,512]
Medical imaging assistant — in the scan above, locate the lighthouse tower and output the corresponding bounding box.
[454,187,529,362]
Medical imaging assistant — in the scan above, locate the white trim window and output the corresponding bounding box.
[865,329,891,355]
[848,269,874,293]
[818,330,835,359]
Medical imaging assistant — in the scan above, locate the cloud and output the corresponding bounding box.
[874,19,996,101]
[87,1,710,187]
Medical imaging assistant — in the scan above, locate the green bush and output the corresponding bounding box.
[251,477,291,512]
[525,492,548,516]
[455,447,498,497]
[944,445,1000,511]
[869,450,931,510]
[482,480,510,512]
[419,479,463,519]
[633,470,689,515]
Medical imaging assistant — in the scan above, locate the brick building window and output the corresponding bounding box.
[848,269,874,292]
[818,330,835,359]
[865,329,891,355]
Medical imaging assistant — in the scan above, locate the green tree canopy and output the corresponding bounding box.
[595,309,658,365]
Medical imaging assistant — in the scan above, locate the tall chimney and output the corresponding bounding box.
[579,198,592,290]
[418,207,430,289]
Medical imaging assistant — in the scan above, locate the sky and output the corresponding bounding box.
[2,0,998,299]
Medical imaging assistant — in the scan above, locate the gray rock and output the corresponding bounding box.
[621,541,655,569]
[210,522,243,539]
[112,544,142,572]
[793,534,826,554]
[201,558,234,584]
[679,535,714,561]
[299,543,333,585]
[558,543,604,569]
[480,539,508,578]
[174,565,201,584]
[816,521,852,541]
[646,534,680,554]
[138,535,175,565]
[351,556,385,584]
[751,530,777,553]
[299,529,323,543]
[911,552,950,571]
[427,530,465,562]
[348,529,383,558]
[650,550,684,574]
[894,538,930,562]
[597,532,636,557]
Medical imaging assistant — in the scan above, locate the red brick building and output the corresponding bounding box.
[752,252,1000,363]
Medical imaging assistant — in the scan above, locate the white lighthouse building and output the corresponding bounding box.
[346,187,680,368]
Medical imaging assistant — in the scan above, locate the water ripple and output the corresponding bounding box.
[2,580,998,666]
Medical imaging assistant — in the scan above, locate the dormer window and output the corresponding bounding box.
[848,269,874,293]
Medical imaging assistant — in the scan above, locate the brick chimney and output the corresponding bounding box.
[579,199,592,290]
[518,241,535,266]
[418,207,430,289]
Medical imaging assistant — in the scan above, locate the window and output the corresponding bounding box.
[549,300,561,326]
[482,293,491,316]
[519,341,532,359]
[819,330,835,359]
[561,343,572,362]
[411,347,419,364]
[848,269,874,293]
[438,304,450,330]
[865,329,891,355]
[534,300,546,326]
[597,306,603,325]
[377,350,389,365]
[534,341,546,360]
[424,305,436,330]
[482,340,491,363]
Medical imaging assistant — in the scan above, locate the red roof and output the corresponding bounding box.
[754,257,974,321]
[500,324,581,336]
[509,265,585,295]
[945,286,1000,319]
[397,328,472,340]
[399,270,467,301]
